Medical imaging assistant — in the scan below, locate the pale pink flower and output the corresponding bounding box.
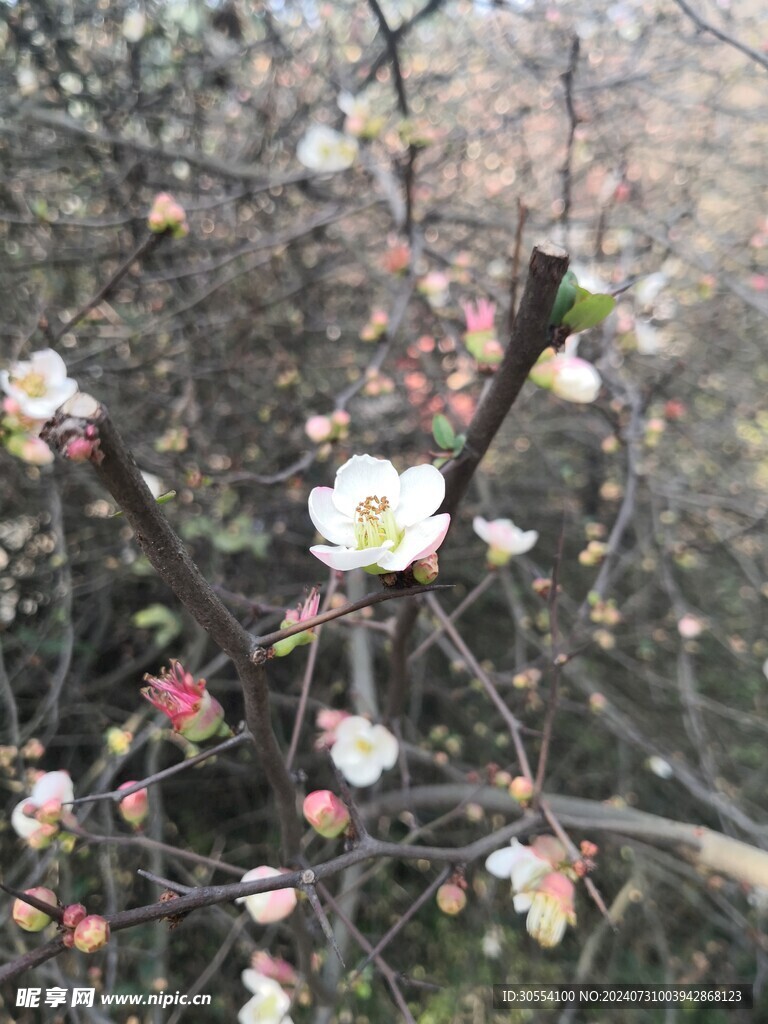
[677,613,704,639]
[147,193,189,238]
[250,952,298,988]
[237,867,297,925]
[305,415,333,444]
[472,517,538,566]
[308,454,450,573]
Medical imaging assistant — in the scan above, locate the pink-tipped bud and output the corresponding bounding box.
[509,776,534,805]
[412,553,439,585]
[305,414,333,444]
[27,823,59,849]
[250,951,298,987]
[118,782,149,828]
[73,915,110,953]
[63,435,99,463]
[237,867,297,924]
[62,903,87,929]
[303,790,350,838]
[35,798,63,825]
[13,888,58,932]
[436,883,467,916]
[315,709,350,749]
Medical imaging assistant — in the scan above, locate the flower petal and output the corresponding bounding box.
[369,725,399,768]
[31,349,69,385]
[308,487,355,546]
[472,516,492,544]
[331,455,400,519]
[377,514,450,572]
[395,464,446,526]
[485,846,517,879]
[310,543,392,571]
[513,893,533,913]
[31,770,74,807]
[11,800,41,839]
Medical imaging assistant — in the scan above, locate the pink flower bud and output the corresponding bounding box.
[237,867,297,924]
[436,883,467,915]
[412,553,439,585]
[305,415,333,444]
[303,790,350,838]
[250,950,298,987]
[13,888,58,931]
[73,915,110,953]
[315,709,350,749]
[509,776,534,804]
[27,823,59,849]
[118,782,149,828]
[63,436,98,462]
[62,903,88,929]
[35,797,63,825]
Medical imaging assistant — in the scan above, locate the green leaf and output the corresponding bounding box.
[562,293,615,332]
[549,270,578,326]
[132,604,182,647]
[452,433,466,456]
[432,414,455,450]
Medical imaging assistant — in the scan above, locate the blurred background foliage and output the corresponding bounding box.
[0,0,767,1020]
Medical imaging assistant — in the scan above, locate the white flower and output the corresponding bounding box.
[485,838,552,902]
[472,517,538,566]
[123,10,147,42]
[296,126,358,173]
[309,454,450,573]
[239,971,294,1024]
[330,715,398,787]
[1,349,78,421]
[11,770,74,839]
[646,755,674,779]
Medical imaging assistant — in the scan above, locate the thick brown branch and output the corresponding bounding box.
[439,242,569,518]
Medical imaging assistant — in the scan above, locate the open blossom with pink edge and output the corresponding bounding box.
[330,715,398,787]
[141,661,226,741]
[11,770,74,841]
[518,872,576,948]
[1,349,78,421]
[486,836,575,947]
[309,454,450,573]
[473,517,538,566]
[237,867,298,925]
[239,970,294,1024]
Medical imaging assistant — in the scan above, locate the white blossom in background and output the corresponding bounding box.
[646,755,674,779]
[1,349,78,421]
[308,454,450,573]
[296,126,358,173]
[472,517,538,566]
[123,10,147,42]
[238,971,294,1024]
[330,715,399,787]
[11,770,74,839]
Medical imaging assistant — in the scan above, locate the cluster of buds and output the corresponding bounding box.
[271,589,321,658]
[381,238,410,275]
[39,392,104,465]
[141,661,227,742]
[303,790,350,838]
[362,369,395,396]
[2,398,54,465]
[573,840,599,877]
[147,192,189,238]
[462,299,504,368]
[512,667,542,691]
[588,594,622,625]
[304,409,350,445]
[578,540,608,566]
[12,889,110,952]
[359,309,389,342]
